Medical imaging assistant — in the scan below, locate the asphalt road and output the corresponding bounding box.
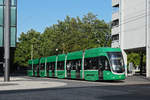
[0,77,150,100]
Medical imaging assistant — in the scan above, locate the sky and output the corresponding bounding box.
[17,0,112,38]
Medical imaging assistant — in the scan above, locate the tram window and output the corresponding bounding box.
[98,56,110,70]
[47,63,51,70]
[72,61,77,70]
[66,59,82,70]
[76,60,81,70]
[36,64,40,70]
[28,64,32,70]
[66,61,72,70]
[51,62,55,70]
[33,64,37,70]
[57,61,64,70]
[84,57,98,70]
[47,63,50,70]
[40,63,45,70]
[47,62,55,70]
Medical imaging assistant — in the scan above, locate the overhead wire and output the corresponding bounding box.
[112,10,149,28]
[111,8,150,37]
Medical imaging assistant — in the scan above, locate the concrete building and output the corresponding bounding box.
[111,0,120,48]
[111,0,150,77]
[0,0,17,73]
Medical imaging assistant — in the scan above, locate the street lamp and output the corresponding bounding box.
[55,48,58,77]
[56,48,58,52]
[31,44,33,60]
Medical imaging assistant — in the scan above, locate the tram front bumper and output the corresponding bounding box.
[103,71,126,80]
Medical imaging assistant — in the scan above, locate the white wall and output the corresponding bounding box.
[121,0,147,49]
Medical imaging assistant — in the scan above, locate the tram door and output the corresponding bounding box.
[76,69,80,79]
[37,65,40,77]
[98,56,109,79]
[33,64,36,77]
[51,62,55,77]
[76,60,81,79]
[66,61,71,78]
[46,63,49,77]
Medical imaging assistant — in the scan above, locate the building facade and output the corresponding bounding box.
[112,0,148,49]
[0,0,17,47]
[112,0,120,48]
[111,0,150,77]
[0,0,17,73]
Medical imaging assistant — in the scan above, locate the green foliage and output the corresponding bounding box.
[14,29,41,67]
[127,52,146,68]
[14,13,111,67]
[127,53,140,67]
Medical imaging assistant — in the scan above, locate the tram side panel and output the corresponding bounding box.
[27,47,126,81]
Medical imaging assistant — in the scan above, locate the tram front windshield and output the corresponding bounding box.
[107,52,125,73]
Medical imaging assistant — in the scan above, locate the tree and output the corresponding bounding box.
[14,29,41,67]
[14,13,111,67]
[127,53,140,67]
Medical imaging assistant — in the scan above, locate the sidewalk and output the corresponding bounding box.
[0,76,66,91]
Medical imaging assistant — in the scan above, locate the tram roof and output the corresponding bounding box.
[28,47,121,64]
[85,47,121,58]
[86,47,121,52]
[28,60,32,64]
[57,54,66,61]
[40,57,46,63]
[32,59,39,64]
[67,51,83,60]
[47,56,57,63]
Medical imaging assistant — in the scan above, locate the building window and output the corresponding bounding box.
[0,6,3,26]
[112,19,119,28]
[0,0,3,5]
[11,0,17,6]
[113,3,119,8]
[112,34,119,41]
[112,6,119,13]
[10,27,16,47]
[0,26,3,46]
[10,7,16,26]
[10,3,17,47]
[0,0,17,47]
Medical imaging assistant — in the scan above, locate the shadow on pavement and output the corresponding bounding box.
[0,84,150,100]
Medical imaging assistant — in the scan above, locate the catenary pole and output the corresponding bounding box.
[4,0,10,82]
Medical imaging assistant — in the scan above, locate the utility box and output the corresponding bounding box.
[0,0,17,47]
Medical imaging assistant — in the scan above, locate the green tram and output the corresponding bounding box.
[27,47,126,81]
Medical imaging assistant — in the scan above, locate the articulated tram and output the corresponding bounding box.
[27,47,126,81]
